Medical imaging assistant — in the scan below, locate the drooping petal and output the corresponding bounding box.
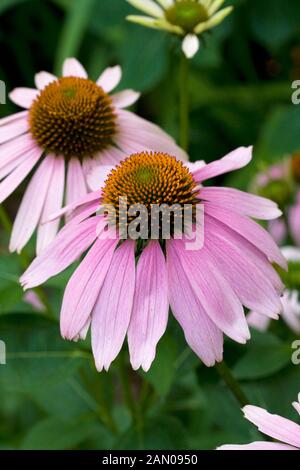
[0,147,41,204]
[167,240,223,366]
[170,238,250,343]
[92,240,136,371]
[9,88,39,109]
[182,34,200,59]
[97,65,122,93]
[34,72,57,90]
[292,394,300,416]
[268,218,287,245]
[289,199,300,246]
[128,241,169,372]
[62,58,88,78]
[126,15,183,34]
[116,109,188,161]
[247,311,271,332]
[208,0,226,16]
[0,110,27,127]
[243,405,300,448]
[66,157,87,220]
[9,154,55,253]
[0,117,29,145]
[192,147,252,183]
[60,237,118,340]
[0,133,37,178]
[281,290,300,334]
[86,165,114,191]
[20,216,101,289]
[194,6,233,34]
[218,442,297,451]
[36,155,65,255]
[200,187,282,220]
[112,90,140,109]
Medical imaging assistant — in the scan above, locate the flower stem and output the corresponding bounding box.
[0,204,56,320]
[179,52,190,152]
[215,360,249,408]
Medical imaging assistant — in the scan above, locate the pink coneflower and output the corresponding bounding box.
[0,58,186,255]
[218,393,300,450]
[21,147,286,372]
[248,246,300,334]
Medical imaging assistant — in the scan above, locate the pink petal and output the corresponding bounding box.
[292,394,300,416]
[170,238,250,343]
[192,146,253,183]
[0,146,41,204]
[24,291,45,312]
[92,240,136,371]
[0,117,29,145]
[281,291,300,334]
[112,90,140,108]
[205,202,287,269]
[200,186,282,220]
[9,88,39,109]
[9,154,55,253]
[86,165,114,191]
[167,240,223,366]
[289,200,300,246]
[34,72,57,90]
[97,65,122,93]
[0,134,37,179]
[218,442,297,450]
[62,58,88,78]
[243,405,300,448]
[204,215,283,318]
[60,237,118,340]
[20,216,101,289]
[268,218,287,245]
[0,110,27,126]
[116,109,188,161]
[36,155,65,255]
[128,241,169,372]
[66,158,87,220]
[247,311,271,332]
[47,190,101,223]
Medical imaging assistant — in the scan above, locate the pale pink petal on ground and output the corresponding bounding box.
[34,72,57,90]
[289,199,300,246]
[112,90,140,109]
[92,240,136,371]
[62,58,88,78]
[192,146,252,183]
[20,216,101,289]
[170,238,250,343]
[116,110,188,161]
[128,241,169,372]
[0,117,29,145]
[0,134,37,178]
[268,218,287,245]
[247,311,271,332]
[86,165,114,191]
[9,88,39,109]
[0,147,41,204]
[243,405,300,448]
[66,157,87,220]
[281,290,300,334]
[292,394,300,416]
[0,110,27,126]
[97,65,122,93]
[60,237,118,340]
[9,154,55,253]
[24,291,45,312]
[36,156,65,255]
[218,442,297,450]
[200,187,282,220]
[167,240,223,366]
[205,202,287,269]
[204,215,283,318]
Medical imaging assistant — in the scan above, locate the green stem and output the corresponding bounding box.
[179,52,190,152]
[0,204,56,320]
[215,360,249,408]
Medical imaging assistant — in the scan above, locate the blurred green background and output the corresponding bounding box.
[0,0,300,450]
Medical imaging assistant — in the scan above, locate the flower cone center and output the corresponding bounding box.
[165,1,208,32]
[29,76,116,159]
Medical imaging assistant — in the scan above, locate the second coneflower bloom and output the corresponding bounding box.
[21,147,286,372]
[0,58,186,254]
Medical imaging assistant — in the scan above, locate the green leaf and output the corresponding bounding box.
[233,331,291,380]
[0,314,86,392]
[20,416,95,450]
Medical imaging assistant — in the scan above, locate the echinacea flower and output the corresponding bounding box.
[21,147,286,372]
[218,393,300,450]
[248,246,300,334]
[126,0,233,58]
[0,58,186,255]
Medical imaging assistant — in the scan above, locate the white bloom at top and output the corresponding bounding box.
[126,0,233,58]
